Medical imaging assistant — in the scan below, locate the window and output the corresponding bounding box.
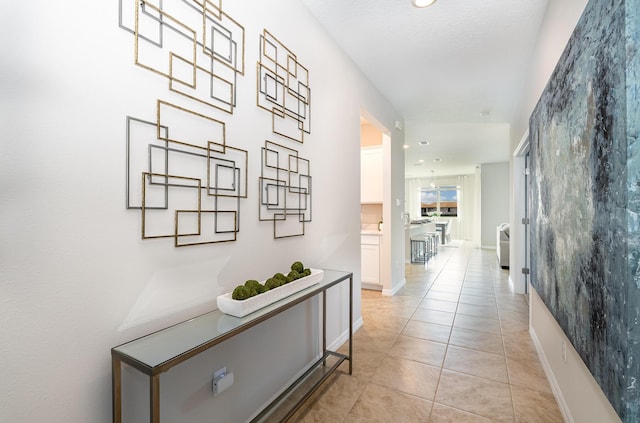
[420,186,458,217]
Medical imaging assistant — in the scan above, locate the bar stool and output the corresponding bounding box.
[411,233,438,264]
[410,235,428,264]
[425,231,439,258]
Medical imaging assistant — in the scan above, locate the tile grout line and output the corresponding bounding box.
[427,242,471,421]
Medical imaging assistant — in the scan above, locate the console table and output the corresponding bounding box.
[111,269,353,423]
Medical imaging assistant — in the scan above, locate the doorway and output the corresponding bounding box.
[511,132,530,295]
[523,150,531,295]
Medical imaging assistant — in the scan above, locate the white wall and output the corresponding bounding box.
[511,0,590,145]
[480,162,509,248]
[508,0,621,421]
[0,1,403,422]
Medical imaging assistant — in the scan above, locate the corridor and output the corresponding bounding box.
[293,242,564,422]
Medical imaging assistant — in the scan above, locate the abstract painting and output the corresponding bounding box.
[529,0,639,420]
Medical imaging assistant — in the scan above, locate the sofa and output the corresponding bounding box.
[496,223,510,269]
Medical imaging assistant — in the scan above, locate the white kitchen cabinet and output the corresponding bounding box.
[361,146,383,203]
[361,234,381,285]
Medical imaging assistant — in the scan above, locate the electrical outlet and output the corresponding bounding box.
[212,366,234,397]
[213,366,226,380]
[562,341,567,363]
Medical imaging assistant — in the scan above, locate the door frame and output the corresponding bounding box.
[511,131,530,294]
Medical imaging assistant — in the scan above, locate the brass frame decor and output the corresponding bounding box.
[257,29,311,143]
[258,140,312,239]
[120,0,249,247]
[119,0,245,114]
[126,109,248,247]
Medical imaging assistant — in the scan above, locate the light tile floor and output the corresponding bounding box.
[291,241,564,422]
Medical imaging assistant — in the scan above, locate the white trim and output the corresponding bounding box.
[382,277,406,296]
[510,130,530,294]
[529,325,575,423]
[514,129,530,156]
[327,316,364,351]
[361,282,382,291]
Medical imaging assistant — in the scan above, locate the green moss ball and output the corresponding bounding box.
[287,270,301,282]
[232,285,251,300]
[244,279,261,291]
[291,261,304,273]
[265,277,283,290]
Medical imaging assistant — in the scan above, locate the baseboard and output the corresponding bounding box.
[361,282,382,291]
[529,326,575,423]
[382,278,406,296]
[327,316,364,351]
[250,316,364,422]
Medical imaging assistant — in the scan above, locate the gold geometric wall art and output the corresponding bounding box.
[257,29,311,143]
[119,0,245,114]
[126,110,247,247]
[119,0,247,248]
[258,141,312,238]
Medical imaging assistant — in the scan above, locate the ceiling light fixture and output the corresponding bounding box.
[418,140,430,146]
[433,158,442,162]
[403,144,410,149]
[412,0,437,7]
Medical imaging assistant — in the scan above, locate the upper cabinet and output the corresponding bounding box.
[361,146,383,203]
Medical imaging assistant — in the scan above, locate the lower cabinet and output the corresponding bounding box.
[361,235,381,285]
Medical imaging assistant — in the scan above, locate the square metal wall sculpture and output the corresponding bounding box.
[126,110,247,247]
[529,0,639,420]
[119,0,247,247]
[119,0,245,114]
[259,141,312,238]
[257,29,311,143]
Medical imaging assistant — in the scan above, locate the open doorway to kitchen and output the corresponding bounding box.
[360,115,384,292]
[360,113,393,294]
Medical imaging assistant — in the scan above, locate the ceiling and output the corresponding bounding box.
[302,0,550,177]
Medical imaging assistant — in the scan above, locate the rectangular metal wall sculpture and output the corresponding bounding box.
[259,141,312,238]
[119,0,247,247]
[257,29,311,143]
[256,29,313,238]
[529,0,639,420]
[119,0,245,114]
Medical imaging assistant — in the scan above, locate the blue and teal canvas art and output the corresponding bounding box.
[529,0,639,421]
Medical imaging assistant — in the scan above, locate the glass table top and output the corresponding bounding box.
[112,269,352,371]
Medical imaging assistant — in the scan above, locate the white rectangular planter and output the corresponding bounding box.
[217,269,324,317]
